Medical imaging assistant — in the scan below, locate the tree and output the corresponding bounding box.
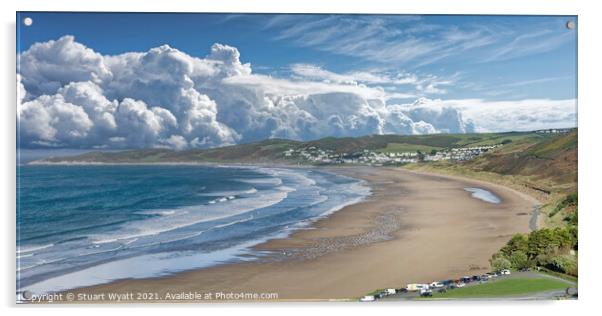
[567,225,578,250]
[527,228,559,259]
[501,234,528,257]
[490,256,512,272]
[547,255,578,276]
[552,227,576,250]
[509,251,529,270]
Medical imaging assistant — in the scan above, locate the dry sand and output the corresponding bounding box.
[67,167,538,302]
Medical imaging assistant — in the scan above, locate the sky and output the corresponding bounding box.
[16,12,577,150]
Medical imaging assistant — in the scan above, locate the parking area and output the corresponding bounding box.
[363,270,576,301]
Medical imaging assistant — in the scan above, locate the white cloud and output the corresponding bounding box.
[483,30,574,63]
[114,98,177,147]
[18,94,94,146]
[58,81,118,133]
[222,73,388,100]
[290,63,419,86]
[158,135,189,150]
[289,64,454,96]
[266,15,496,66]
[17,74,26,107]
[396,98,577,132]
[265,15,575,67]
[19,35,112,96]
[17,36,576,149]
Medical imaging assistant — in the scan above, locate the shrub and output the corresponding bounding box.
[564,210,578,226]
[549,193,577,218]
[490,256,512,272]
[568,225,578,250]
[552,227,576,250]
[501,234,529,257]
[546,254,578,276]
[527,229,559,259]
[535,253,552,267]
[508,250,530,270]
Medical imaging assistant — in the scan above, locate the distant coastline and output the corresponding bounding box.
[19,129,576,301]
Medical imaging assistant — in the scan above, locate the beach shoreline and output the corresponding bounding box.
[42,166,538,303]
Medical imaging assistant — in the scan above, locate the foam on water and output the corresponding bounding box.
[197,187,258,197]
[90,188,291,244]
[23,242,258,295]
[17,244,54,254]
[17,165,371,293]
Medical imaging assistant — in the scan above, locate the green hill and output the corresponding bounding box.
[35,129,578,230]
[404,130,577,230]
[465,130,577,194]
[35,130,570,165]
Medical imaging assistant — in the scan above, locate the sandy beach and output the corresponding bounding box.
[64,167,539,302]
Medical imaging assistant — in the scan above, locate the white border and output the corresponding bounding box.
[2,1,600,316]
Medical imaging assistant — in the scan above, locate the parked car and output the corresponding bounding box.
[407,283,430,291]
[420,289,433,297]
[500,269,511,275]
[430,282,445,288]
[471,275,481,281]
[456,282,466,288]
[360,295,375,302]
[441,280,454,286]
[461,276,472,283]
[386,288,397,295]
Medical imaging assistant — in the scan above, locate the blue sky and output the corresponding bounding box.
[16,13,578,150]
[17,12,576,101]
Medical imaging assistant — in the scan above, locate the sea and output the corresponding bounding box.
[16,164,370,294]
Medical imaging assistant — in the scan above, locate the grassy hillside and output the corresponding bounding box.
[304,132,550,153]
[37,130,561,165]
[473,131,577,192]
[40,139,301,164]
[406,130,577,198]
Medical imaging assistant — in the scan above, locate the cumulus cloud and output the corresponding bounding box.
[19,36,112,96]
[16,36,576,149]
[58,81,118,133]
[398,98,576,132]
[18,94,94,147]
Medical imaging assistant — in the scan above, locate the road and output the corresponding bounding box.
[529,205,540,231]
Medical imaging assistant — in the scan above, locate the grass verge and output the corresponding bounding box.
[428,277,569,298]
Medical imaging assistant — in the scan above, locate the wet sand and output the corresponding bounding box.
[67,167,538,302]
